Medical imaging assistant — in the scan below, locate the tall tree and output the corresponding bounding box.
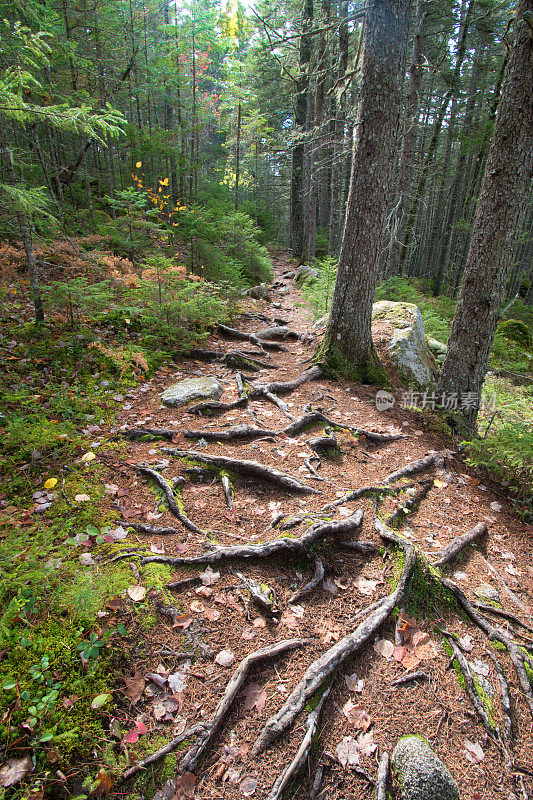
[320,0,412,381]
[438,0,533,431]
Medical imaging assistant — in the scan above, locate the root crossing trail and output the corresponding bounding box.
[101,254,532,800]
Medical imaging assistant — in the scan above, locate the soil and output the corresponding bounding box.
[99,253,533,800]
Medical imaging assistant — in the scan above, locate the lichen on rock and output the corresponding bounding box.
[392,735,460,800]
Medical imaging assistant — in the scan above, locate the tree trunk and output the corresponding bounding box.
[320,0,412,382]
[290,0,313,258]
[438,0,533,432]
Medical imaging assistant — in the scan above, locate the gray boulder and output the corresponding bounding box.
[392,736,460,800]
[256,326,299,341]
[294,265,318,285]
[247,283,271,301]
[161,376,223,407]
[372,301,437,389]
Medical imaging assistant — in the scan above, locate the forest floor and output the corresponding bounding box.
[95,253,533,800]
[1,252,532,800]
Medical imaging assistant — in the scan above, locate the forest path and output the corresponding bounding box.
[104,253,532,800]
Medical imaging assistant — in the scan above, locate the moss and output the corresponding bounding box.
[497,319,532,350]
[490,641,507,653]
[441,638,467,690]
[316,338,390,386]
[473,678,496,725]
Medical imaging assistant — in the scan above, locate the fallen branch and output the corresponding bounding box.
[262,389,295,420]
[289,555,325,603]
[121,723,205,782]
[268,684,332,800]
[251,521,416,756]
[390,671,430,687]
[163,449,320,495]
[179,639,308,774]
[433,523,488,567]
[217,323,287,352]
[221,475,234,510]
[142,512,363,567]
[128,522,182,536]
[137,466,205,535]
[236,572,279,618]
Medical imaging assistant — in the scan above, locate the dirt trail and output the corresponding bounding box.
[103,253,533,800]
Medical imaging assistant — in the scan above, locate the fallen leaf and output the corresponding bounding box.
[356,730,376,756]
[81,452,96,462]
[374,639,394,659]
[345,673,364,693]
[458,635,474,652]
[470,659,490,678]
[336,736,360,767]
[215,649,235,667]
[334,576,349,590]
[243,683,267,713]
[152,701,166,721]
[124,674,145,704]
[168,671,188,693]
[322,577,339,595]
[490,502,502,512]
[200,566,221,585]
[44,478,58,489]
[205,607,221,621]
[127,585,146,602]
[75,494,91,502]
[150,543,165,554]
[172,614,193,629]
[464,739,485,763]
[241,626,256,640]
[190,601,205,613]
[0,756,33,788]
[342,700,372,731]
[91,693,111,710]
[240,776,258,796]
[433,479,448,489]
[412,630,436,660]
[173,772,197,798]
[355,578,379,596]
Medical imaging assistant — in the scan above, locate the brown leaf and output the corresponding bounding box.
[205,607,221,622]
[342,700,372,731]
[172,771,196,799]
[240,776,258,796]
[464,739,484,763]
[124,673,145,704]
[106,597,123,611]
[243,683,267,713]
[0,756,33,788]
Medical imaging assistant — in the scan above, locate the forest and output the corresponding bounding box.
[0,0,532,798]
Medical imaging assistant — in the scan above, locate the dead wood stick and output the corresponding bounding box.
[166,576,200,591]
[142,512,364,567]
[163,449,320,495]
[443,635,499,741]
[137,466,205,535]
[185,396,248,416]
[383,452,444,484]
[386,480,433,527]
[441,579,533,721]
[473,603,533,634]
[487,652,514,743]
[263,389,295,420]
[251,522,416,756]
[433,523,488,567]
[183,424,279,442]
[268,684,332,800]
[289,555,325,603]
[221,475,234,510]
[179,638,308,774]
[304,457,327,481]
[120,723,205,782]
[375,752,390,800]
[391,671,430,687]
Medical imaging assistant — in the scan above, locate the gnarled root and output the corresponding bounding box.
[251,522,416,756]
[289,555,325,604]
[249,365,323,398]
[183,424,278,442]
[136,466,205,535]
[433,522,488,567]
[383,452,444,484]
[375,751,390,800]
[163,449,320,495]
[142,511,363,567]
[186,396,248,416]
[268,684,332,800]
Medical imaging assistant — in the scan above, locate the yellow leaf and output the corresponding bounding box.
[81,452,96,463]
[136,161,142,168]
[44,478,58,489]
[433,479,447,489]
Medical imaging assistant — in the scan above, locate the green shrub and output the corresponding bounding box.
[303,256,338,317]
[497,319,532,350]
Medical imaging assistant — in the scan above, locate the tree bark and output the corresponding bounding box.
[438,0,533,431]
[320,0,412,381]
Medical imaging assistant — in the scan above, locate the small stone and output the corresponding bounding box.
[392,736,460,800]
[474,583,499,602]
[160,377,223,408]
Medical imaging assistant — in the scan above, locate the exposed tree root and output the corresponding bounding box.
[248,365,323,398]
[472,603,533,635]
[262,389,296,420]
[236,571,279,618]
[142,512,363,567]
[289,555,325,604]
[487,652,514,743]
[121,723,205,782]
[256,325,300,341]
[339,540,377,555]
[304,457,327,481]
[136,466,205,535]
[309,430,340,457]
[383,452,444,484]
[182,424,278,442]
[251,523,416,756]
[441,579,533,720]
[268,684,332,800]
[283,411,404,444]
[433,522,488,567]
[128,522,182,536]
[119,427,176,441]
[443,634,499,742]
[166,575,200,591]
[375,751,390,800]
[386,479,433,527]
[182,639,308,775]
[220,474,234,510]
[217,323,288,352]
[185,396,249,416]
[391,671,430,687]
[163,449,320,495]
